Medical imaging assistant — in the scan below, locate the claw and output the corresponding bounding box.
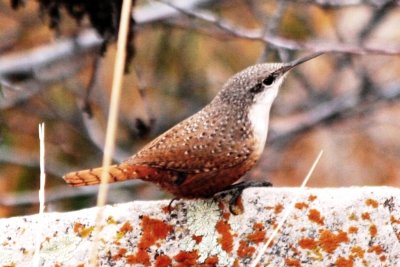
[222,181,273,215]
[167,197,180,212]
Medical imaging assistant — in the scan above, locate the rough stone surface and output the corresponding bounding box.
[0,187,399,266]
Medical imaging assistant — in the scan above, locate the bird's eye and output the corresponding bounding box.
[262,75,275,86]
[249,83,263,94]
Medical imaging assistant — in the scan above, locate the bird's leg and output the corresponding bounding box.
[219,181,273,215]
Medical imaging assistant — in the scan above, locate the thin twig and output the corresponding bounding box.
[258,0,288,63]
[155,0,400,55]
[358,1,395,43]
[269,83,400,144]
[32,123,46,267]
[291,0,399,8]
[89,0,133,264]
[250,150,323,267]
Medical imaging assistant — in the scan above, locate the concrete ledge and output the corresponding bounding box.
[1,187,399,266]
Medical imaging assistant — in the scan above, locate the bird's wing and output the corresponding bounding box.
[126,110,256,173]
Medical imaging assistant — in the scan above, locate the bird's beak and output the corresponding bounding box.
[274,52,324,76]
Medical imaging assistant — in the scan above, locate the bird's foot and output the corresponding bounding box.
[220,181,273,215]
[167,197,181,212]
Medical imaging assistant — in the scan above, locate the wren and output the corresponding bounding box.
[64,52,323,200]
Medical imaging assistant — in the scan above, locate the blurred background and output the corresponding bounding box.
[0,0,399,217]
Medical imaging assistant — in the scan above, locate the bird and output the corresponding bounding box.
[63,52,323,209]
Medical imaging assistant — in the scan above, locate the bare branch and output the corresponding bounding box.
[156,0,400,55]
[0,145,70,177]
[0,0,398,87]
[257,0,289,63]
[289,0,399,8]
[134,0,217,24]
[0,30,101,79]
[270,82,400,143]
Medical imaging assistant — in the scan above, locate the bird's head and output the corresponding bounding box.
[216,52,324,110]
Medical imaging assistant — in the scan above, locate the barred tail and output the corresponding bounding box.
[63,163,138,187]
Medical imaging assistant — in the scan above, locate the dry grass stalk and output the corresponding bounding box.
[32,123,46,266]
[250,150,324,267]
[88,0,133,265]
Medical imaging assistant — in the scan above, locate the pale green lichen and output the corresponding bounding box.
[186,200,220,236]
[179,199,234,266]
[41,234,84,261]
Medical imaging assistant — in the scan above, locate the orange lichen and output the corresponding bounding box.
[308,209,324,225]
[368,245,384,255]
[154,255,172,267]
[379,255,386,262]
[369,224,377,237]
[173,250,199,266]
[126,250,150,266]
[222,211,231,220]
[295,202,309,210]
[112,247,127,261]
[361,212,370,220]
[348,226,358,234]
[318,230,349,253]
[73,222,93,238]
[139,216,172,249]
[161,205,172,214]
[73,222,82,233]
[391,215,400,224]
[247,223,266,244]
[192,235,203,244]
[237,240,255,258]
[298,238,317,250]
[127,216,172,266]
[308,195,317,201]
[365,198,378,208]
[274,203,284,214]
[76,264,84,267]
[218,201,225,210]
[216,219,233,253]
[219,201,232,219]
[116,221,134,241]
[119,221,133,233]
[335,257,353,267]
[203,255,219,265]
[285,258,301,267]
[350,246,364,259]
[233,259,240,267]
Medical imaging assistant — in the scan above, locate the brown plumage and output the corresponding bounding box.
[63,53,323,198]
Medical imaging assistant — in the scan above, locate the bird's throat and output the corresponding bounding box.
[247,86,279,155]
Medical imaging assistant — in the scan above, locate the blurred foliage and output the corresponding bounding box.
[0,0,400,217]
[30,0,136,71]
